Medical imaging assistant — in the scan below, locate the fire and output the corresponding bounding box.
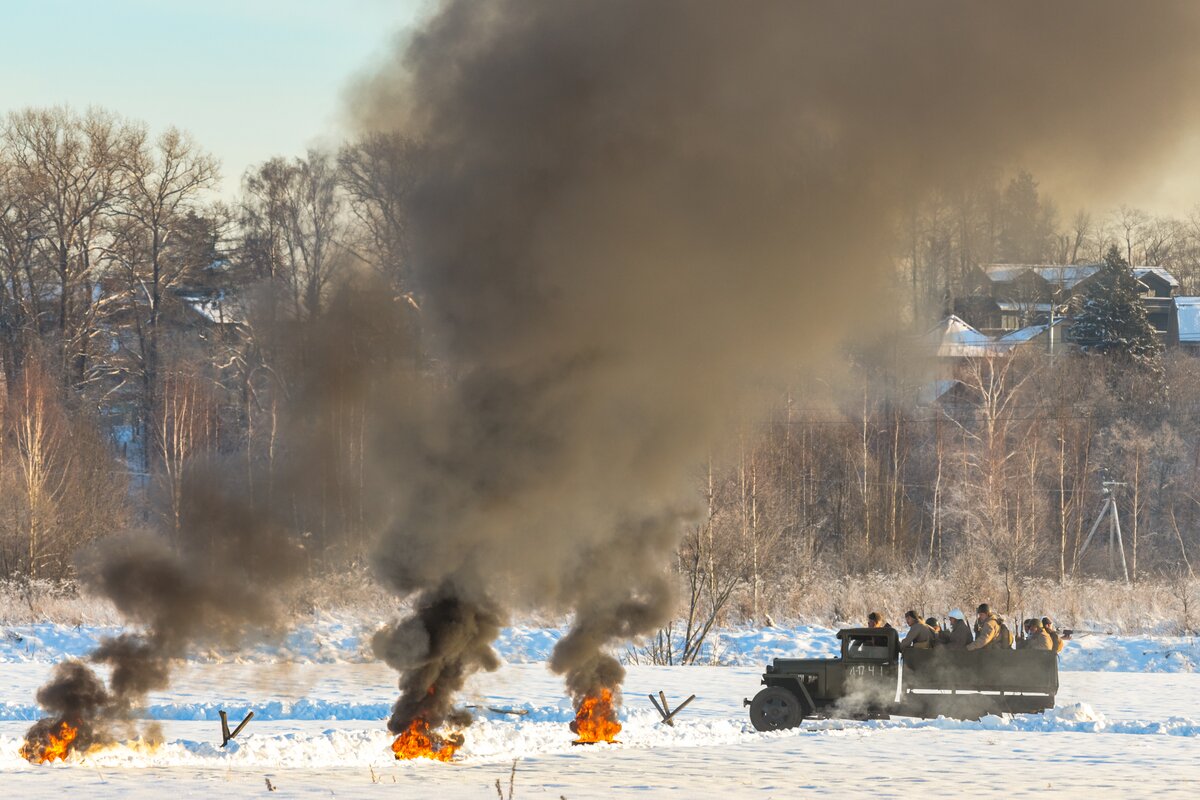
[21,720,80,764]
[391,718,462,762]
[571,688,622,743]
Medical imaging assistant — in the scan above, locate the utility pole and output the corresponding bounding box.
[1048,283,1058,357]
[1077,477,1130,584]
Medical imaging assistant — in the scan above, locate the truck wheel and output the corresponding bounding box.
[749,687,805,731]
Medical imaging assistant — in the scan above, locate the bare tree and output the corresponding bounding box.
[10,362,67,578]
[2,107,138,384]
[243,151,348,321]
[1063,210,1091,265]
[1113,205,1151,266]
[942,351,1041,576]
[338,132,419,291]
[153,367,216,542]
[112,128,218,384]
[0,155,49,376]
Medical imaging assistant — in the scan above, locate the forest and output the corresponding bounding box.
[1,106,1198,631]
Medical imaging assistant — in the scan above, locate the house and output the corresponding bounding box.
[996,317,1068,352]
[1133,268,1179,335]
[923,314,1003,360]
[917,315,1068,408]
[956,263,1101,334]
[919,316,1013,407]
[956,263,1179,337]
[1170,296,1200,351]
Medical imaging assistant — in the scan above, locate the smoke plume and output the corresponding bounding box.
[20,295,380,759]
[349,0,1200,735]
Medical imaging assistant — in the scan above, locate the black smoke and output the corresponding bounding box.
[349,0,1200,733]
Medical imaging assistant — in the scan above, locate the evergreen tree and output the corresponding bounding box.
[1069,245,1162,364]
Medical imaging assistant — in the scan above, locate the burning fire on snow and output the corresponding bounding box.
[20,720,80,764]
[391,718,463,762]
[571,688,622,744]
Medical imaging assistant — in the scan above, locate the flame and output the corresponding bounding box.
[21,720,80,764]
[391,718,462,762]
[570,688,622,743]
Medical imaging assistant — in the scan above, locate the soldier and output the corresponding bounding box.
[966,603,1001,651]
[1017,618,1053,650]
[866,611,893,630]
[939,609,973,648]
[925,617,941,637]
[1042,617,1066,653]
[899,611,936,649]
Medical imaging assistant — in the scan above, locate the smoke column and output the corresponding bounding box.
[350,0,1200,741]
[19,296,381,759]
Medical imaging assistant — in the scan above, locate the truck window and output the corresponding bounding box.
[845,634,890,660]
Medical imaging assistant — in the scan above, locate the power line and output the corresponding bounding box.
[760,404,1200,426]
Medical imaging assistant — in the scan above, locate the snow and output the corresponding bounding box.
[2,621,1198,797]
[925,315,1006,357]
[1134,267,1180,289]
[5,619,1198,672]
[994,300,1053,314]
[998,319,1064,344]
[983,263,1103,290]
[1,663,1198,797]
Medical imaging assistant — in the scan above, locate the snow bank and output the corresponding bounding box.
[3,701,1196,773]
[4,618,1196,673]
[821,703,1200,738]
[1058,633,1198,672]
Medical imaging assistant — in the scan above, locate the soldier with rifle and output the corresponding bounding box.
[899,610,936,649]
[938,609,973,648]
[1017,618,1054,650]
[1042,617,1068,653]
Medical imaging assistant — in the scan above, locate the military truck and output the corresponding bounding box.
[747,627,1058,731]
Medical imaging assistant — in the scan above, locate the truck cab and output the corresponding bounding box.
[750,627,898,729]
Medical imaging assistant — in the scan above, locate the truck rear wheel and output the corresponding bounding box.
[749,686,805,731]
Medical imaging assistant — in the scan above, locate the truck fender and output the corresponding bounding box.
[766,675,816,714]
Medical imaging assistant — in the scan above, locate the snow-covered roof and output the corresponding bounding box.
[918,379,961,405]
[983,264,1100,290]
[999,325,1046,344]
[925,315,1008,357]
[983,264,1031,283]
[1133,267,1180,288]
[997,317,1066,344]
[1033,265,1100,288]
[1174,297,1200,342]
[176,289,246,325]
[188,298,245,325]
[994,301,1054,313]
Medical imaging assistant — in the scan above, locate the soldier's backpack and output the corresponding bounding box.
[997,619,1014,649]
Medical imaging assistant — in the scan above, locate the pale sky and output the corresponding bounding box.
[4,1,1200,215]
[0,0,428,197]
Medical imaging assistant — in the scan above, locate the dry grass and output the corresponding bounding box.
[3,570,1195,635]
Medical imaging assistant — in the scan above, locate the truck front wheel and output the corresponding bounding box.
[749,686,805,731]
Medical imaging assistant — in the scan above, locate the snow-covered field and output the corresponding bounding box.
[2,620,1198,797]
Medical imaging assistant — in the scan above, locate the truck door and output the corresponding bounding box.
[837,630,899,716]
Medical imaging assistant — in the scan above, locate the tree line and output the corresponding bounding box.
[0,108,1197,634]
[902,169,1200,321]
[0,107,417,577]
